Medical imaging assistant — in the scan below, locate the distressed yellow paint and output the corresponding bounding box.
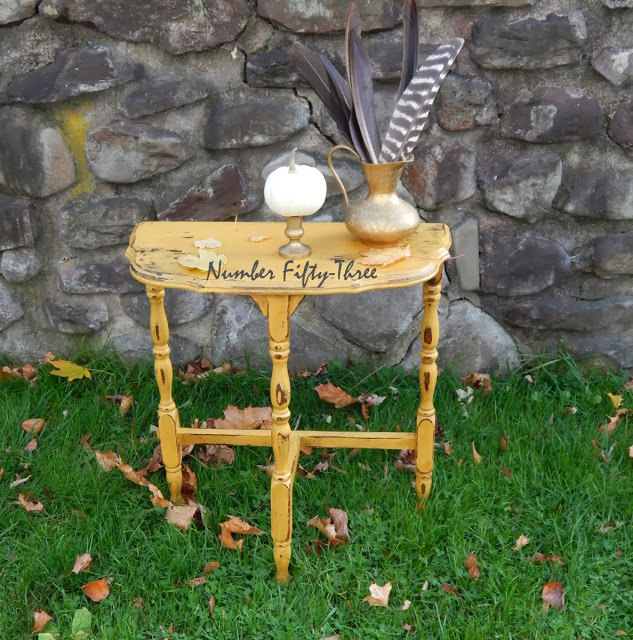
[56,103,95,197]
[125,222,451,581]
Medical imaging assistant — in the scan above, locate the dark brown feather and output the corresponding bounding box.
[398,0,419,100]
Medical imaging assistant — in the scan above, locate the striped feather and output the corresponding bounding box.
[379,38,464,163]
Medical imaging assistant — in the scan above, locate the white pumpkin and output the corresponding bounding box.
[264,148,327,217]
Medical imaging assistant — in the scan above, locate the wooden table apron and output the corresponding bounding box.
[125,221,451,582]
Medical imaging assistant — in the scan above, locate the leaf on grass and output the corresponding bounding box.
[100,394,133,417]
[1,363,38,384]
[249,233,270,243]
[464,552,480,579]
[22,418,45,435]
[395,448,416,473]
[598,521,624,534]
[203,561,220,574]
[219,524,244,550]
[209,595,216,615]
[359,245,411,266]
[94,450,119,472]
[615,631,628,637]
[403,624,415,632]
[25,439,37,452]
[182,464,198,499]
[9,474,31,488]
[443,441,452,455]
[194,237,222,249]
[166,504,198,532]
[499,467,511,478]
[624,378,633,392]
[599,408,632,435]
[185,576,207,588]
[213,405,272,430]
[0,467,3,481]
[542,582,565,612]
[49,360,91,381]
[401,599,411,611]
[71,607,92,638]
[607,393,622,409]
[198,444,235,467]
[461,373,492,395]
[441,584,462,599]
[219,515,264,550]
[72,553,93,574]
[564,406,577,414]
[528,552,564,565]
[472,441,482,464]
[363,581,392,606]
[308,508,350,547]
[456,387,474,404]
[629,444,633,460]
[19,492,43,512]
[32,610,53,633]
[314,382,358,409]
[499,433,508,452]
[148,483,170,508]
[82,578,110,602]
[513,534,530,552]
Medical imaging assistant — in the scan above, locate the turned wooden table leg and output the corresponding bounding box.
[265,295,298,582]
[416,269,442,501]
[147,286,182,503]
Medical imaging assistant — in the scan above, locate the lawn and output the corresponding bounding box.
[1,351,632,639]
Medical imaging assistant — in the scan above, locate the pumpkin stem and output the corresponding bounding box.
[288,147,298,173]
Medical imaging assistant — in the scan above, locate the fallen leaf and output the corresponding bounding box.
[9,474,31,488]
[499,433,508,451]
[25,439,37,452]
[203,561,220,574]
[308,508,350,547]
[166,504,198,532]
[359,244,411,266]
[472,441,482,464]
[615,631,627,637]
[219,524,243,550]
[443,441,453,455]
[629,444,633,460]
[72,553,93,574]
[182,464,198,498]
[564,406,577,415]
[219,515,264,550]
[0,468,3,481]
[403,624,415,632]
[133,597,144,609]
[542,582,565,612]
[363,581,392,606]
[194,237,221,249]
[624,378,633,392]
[598,521,624,533]
[513,534,530,552]
[18,492,43,512]
[82,578,110,602]
[198,444,235,467]
[178,248,227,272]
[528,553,564,565]
[456,387,474,404]
[212,405,272,430]
[401,599,411,611]
[94,450,119,472]
[394,448,416,473]
[441,584,462,599]
[461,372,492,395]
[32,610,53,633]
[209,595,216,615]
[464,552,480,580]
[499,467,511,478]
[49,359,91,381]
[185,577,207,587]
[100,394,133,417]
[22,418,45,435]
[607,393,622,409]
[599,414,621,435]
[422,580,429,591]
[314,382,358,409]
[249,233,270,242]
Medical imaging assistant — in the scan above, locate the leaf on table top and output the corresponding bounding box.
[308,508,350,546]
[363,581,392,606]
[542,582,565,612]
[194,237,222,249]
[212,405,272,430]
[461,372,492,395]
[49,360,91,381]
[25,439,37,452]
[499,433,508,451]
[178,248,227,272]
[82,578,110,602]
[94,449,119,472]
[359,245,411,267]
[464,552,480,579]
[441,584,462,599]
[22,418,45,435]
[513,534,530,552]
[32,610,53,633]
[249,233,270,243]
[19,492,43,512]
[72,553,93,574]
[314,382,358,409]
[100,394,133,417]
[166,504,198,532]
[472,441,482,464]
[607,392,622,409]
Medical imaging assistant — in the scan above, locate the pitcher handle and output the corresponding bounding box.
[327,144,361,209]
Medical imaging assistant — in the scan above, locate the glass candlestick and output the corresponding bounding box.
[279,215,310,258]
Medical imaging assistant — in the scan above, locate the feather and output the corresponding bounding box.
[345,3,362,88]
[348,29,382,163]
[288,42,352,144]
[397,0,419,100]
[379,38,464,163]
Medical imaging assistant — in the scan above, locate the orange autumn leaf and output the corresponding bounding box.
[203,561,220,574]
[94,449,119,472]
[18,492,43,512]
[213,405,272,430]
[185,576,207,588]
[464,552,480,580]
[0,467,4,481]
[314,382,358,409]
[472,441,482,464]
[308,508,350,546]
[25,439,37,452]
[100,393,133,417]
[218,515,264,550]
[363,581,392,606]
[441,584,462,599]
[219,524,243,550]
[499,467,512,478]
[166,504,198,532]
[359,244,411,266]
[32,610,53,633]
[513,534,530,552]
[461,372,493,395]
[82,578,110,602]
[499,433,508,452]
[22,418,45,435]
[542,582,565,611]
[72,553,93,574]
[443,441,453,455]
[209,595,216,615]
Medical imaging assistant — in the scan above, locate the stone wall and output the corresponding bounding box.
[0,0,632,375]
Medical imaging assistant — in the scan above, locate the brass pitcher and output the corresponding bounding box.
[328,144,419,247]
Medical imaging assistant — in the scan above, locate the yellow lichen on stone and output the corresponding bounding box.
[56,103,95,197]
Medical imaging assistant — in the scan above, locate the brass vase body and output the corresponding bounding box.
[328,145,419,247]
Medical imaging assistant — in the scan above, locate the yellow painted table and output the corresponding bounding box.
[125,221,451,581]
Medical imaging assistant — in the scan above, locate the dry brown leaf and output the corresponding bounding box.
[148,483,170,508]
[443,441,453,455]
[363,581,392,606]
[499,433,508,451]
[401,599,411,611]
[182,464,198,498]
[32,610,53,633]
[25,439,37,452]
[629,444,633,460]
[615,631,627,637]
[464,552,480,580]
[209,595,216,615]
[185,576,207,588]
[132,597,144,609]
[94,449,119,472]
[441,584,462,599]
[513,534,530,552]
[100,394,133,417]
[624,378,633,392]
[219,524,244,550]
[18,492,43,512]
[564,406,577,415]
[22,418,45,435]
[528,553,564,565]
[359,244,411,266]
[308,509,350,547]
[607,393,622,409]
[542,582,565,611]
[314,382,358,409]
[403,624,415,632]
[9,474,31,489]
[249,233,270,243]
[499,467,512,478]
[82,578,110,602]
[117,460,148,486]
[72,553,93,574]
[472,441,482,464]
[0,467,4,481]
[213,405,272,430]
[166,504,198,532]
[599,414,622,435]
[461,372,493,395]
[203,561,220,574]
[198,444,235,467]
[218,515,264,550]
[395,448,416,473]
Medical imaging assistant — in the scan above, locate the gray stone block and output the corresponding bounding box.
[576,232,633,279]
[0,248,41,283]
[0,279,24,331]
[437,75,498,131]
[481,232,571,296]
[480,153,562,222]
[420,0,534,4]
[472,13,586,69]
[58,255,144,294]
[111,328,201,365]
[450,218,480,291]
[86,121,187,184]
[122,77,208,118]
[0,0,38,24]
[608,101,633,156]
[120,290,213,327]
[45,297,108,333]
[602,0,633,7]
[3,45,141,104]
[0,195,35,249]
[592,46,633,86]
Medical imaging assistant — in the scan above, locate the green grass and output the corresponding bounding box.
[1,351,632,639]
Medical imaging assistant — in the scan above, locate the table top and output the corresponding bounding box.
[125,221,451,295]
